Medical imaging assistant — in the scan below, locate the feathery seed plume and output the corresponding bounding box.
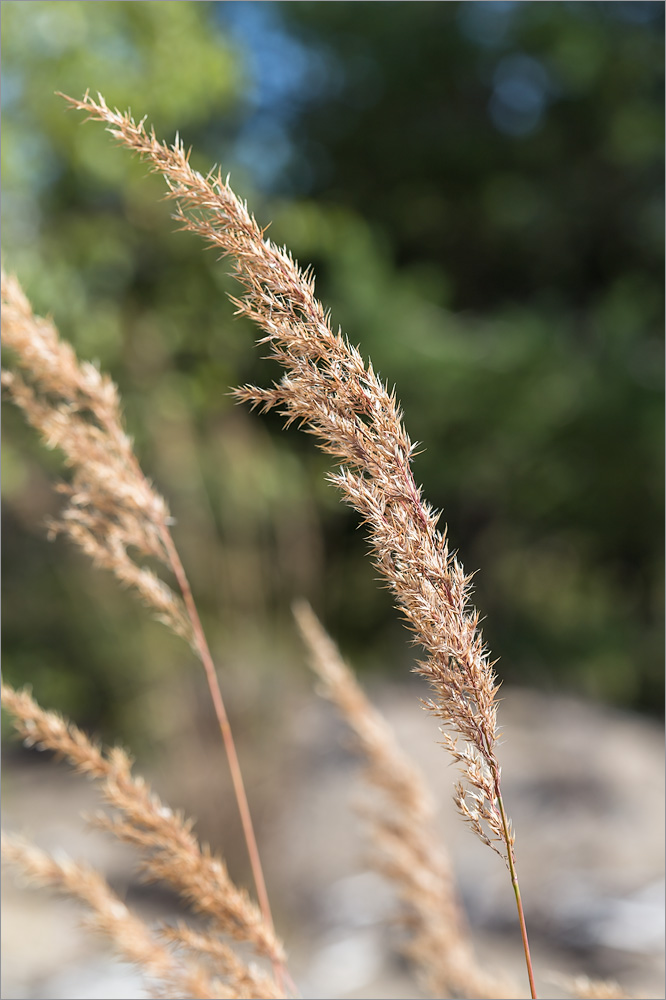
[61,89,536,997]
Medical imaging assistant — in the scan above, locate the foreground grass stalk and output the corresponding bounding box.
[64,89,538,998]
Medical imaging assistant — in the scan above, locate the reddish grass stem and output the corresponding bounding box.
[0,266,285,994]
[496,786,537,999]
[156,523,284,990]
[82,398,282,986]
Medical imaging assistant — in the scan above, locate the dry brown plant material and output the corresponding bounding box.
[294,599,516,1000]
[0,268,279,968]
[0,681,285,993]
[0,270,190,642]
[59,90,536,993]
[0,833,223,1000]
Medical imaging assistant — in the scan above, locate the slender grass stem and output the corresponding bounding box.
[496,787,537,1000]
[156,523,285,992]
[90,402,283,987]
[88,398,283,985]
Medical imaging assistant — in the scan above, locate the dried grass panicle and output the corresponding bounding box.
[0,833,220,1000]
[294,600,516,1000]
[0,270,191,644]
[61,90,509,863]
[2,267,278,963]
[0,682,285,978]
[61,88,537,994]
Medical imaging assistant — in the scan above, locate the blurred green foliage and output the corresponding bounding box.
[2,1,663,742]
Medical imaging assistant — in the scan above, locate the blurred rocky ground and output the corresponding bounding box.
[2,683,664,1000]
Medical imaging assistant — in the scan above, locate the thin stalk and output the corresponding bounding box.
[496,787,537,1000]
[156,523,285,991]
[92,322,288,994]
[461,648,535,1000]
[95,411,278,957]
